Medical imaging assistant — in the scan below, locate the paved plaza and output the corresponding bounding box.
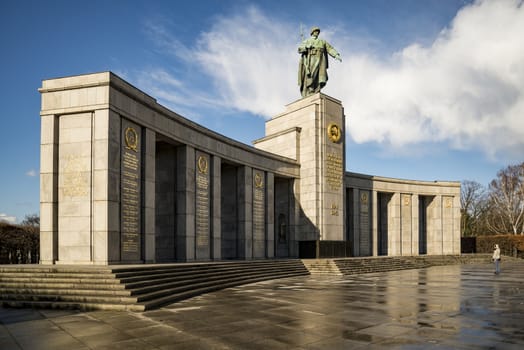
[1,262,523,349]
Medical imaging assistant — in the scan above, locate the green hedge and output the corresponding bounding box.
[476,235,524,258]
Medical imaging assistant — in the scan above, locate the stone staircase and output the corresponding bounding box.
[334,256,430,275]
[301,259,342,276]
[301,254,494,276]
[0,260,309,311]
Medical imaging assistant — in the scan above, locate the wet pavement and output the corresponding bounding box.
[1,262,523,349]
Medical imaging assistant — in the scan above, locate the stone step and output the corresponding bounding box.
[301,259,343,276]
[0,281,126,290]
[0,287,131,297]
[0,299,143,312]
[134,270,309,303]
[139,272,308,310]
[0,276,121,284]
[123,265,304,290]
[0,271,116,279]
[332,255,493,276]
[0,266,113,274]
[115,261,303,281]
[0,259,309,311]
[0,293,137,304]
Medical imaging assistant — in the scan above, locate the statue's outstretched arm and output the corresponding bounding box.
[326,42,342,62]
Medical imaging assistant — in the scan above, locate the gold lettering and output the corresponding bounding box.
[325,152,343,190]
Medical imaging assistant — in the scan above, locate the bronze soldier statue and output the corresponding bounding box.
[298,26,341,98]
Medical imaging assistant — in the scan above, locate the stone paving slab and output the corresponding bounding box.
[1,262,523,349]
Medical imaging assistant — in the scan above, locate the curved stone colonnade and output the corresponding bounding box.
[39,72,460,265]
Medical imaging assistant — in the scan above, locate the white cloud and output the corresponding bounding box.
[193,6,298,116]
[339,0,524,160]
[26,169,37,177]
[141,6,299,118]
[0,213,17,224]
[142,0,524,161]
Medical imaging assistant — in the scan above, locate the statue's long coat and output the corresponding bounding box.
[298,37,339,97]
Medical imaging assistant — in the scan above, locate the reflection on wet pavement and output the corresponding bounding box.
[1,262,523,349]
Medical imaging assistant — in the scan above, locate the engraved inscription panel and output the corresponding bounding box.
[196,153,210,248]
[121,120,142,261]
[253,171,265,243]
[326,152,343,191]
[61,155,89,197]
[359,190,371,256]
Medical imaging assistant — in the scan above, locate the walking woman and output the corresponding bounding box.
[493,244,501,274]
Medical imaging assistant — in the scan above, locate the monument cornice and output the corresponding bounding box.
[346,171,461,186]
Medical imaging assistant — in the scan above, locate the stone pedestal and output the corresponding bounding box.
[254,93,346,243]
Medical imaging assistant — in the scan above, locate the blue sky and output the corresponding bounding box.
[1,0,523,224]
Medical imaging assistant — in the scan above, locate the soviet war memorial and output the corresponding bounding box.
[38,71,461,265]
[2,1,524,349]
[38,26,460,266]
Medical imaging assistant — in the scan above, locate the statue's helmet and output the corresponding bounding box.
[310,26,320,35]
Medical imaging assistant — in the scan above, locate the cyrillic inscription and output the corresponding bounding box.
[359,190,371,255]
[196,154,210,248]
[326,152,343,190]
[253,171,265,242]
[121,121,141,261]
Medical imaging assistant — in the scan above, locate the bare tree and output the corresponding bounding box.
[487,163,524,235]
[21,214,39,228]
[461,180,488,236]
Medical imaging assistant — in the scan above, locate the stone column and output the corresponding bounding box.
[237,165,253,259]
[428,195,443,255]
[211,155,221,260]
[411,195,420,255]
[266,172,275,258]
[57,112,94,264]
[288,178,299,257]
[93,110,121,264]
[400,194,412,256]
[40,114,59,264]
[106,111,121,262]
[452,195,461,254]
[176,145,195,261]
[389,192,401,256]
[352,189,360,256]
[143,128,156,263]
[442,196,454,254]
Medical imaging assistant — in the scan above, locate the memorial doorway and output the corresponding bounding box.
[221,163,239,259]
[418,196,433,255]
[378,192,392,256]
[275,177,292,258]
[155,140,178,262]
